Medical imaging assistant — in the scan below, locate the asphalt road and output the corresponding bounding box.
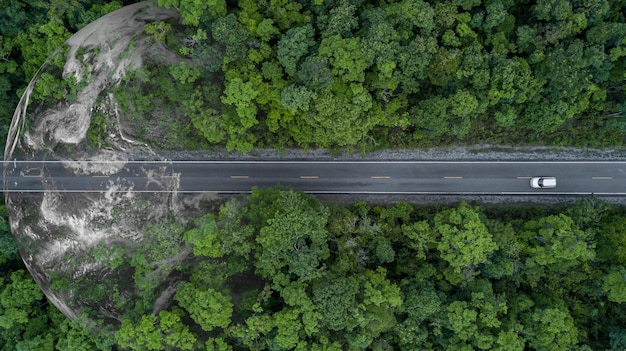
[3,160,626,195]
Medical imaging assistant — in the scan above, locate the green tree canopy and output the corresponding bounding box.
[277,24,315,77]
[175,282,233,332]
[255,190,330,286]
[434,202,498,278]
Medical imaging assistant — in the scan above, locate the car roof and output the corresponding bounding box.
[542,177,556,186]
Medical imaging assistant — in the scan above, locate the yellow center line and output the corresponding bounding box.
[592,176,613,180]
[230,175,249,179]
[92,175,110,178]
[22,175,43,178]
[443,176,463,179]
[300,176,319,179]
[371,176,391,179]
[517,176,532,179]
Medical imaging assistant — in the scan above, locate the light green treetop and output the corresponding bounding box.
[174,282,233,332]
[434,202,498,275]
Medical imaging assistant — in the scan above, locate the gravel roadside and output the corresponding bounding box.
[157,144,626,161]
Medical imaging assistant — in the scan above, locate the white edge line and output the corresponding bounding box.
[5,160,626,164]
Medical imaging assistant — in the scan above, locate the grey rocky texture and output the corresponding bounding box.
[160,144,626,161]
[3,2,220,328]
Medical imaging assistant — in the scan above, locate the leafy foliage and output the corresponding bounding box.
[2,189,626,350]
[3,0,626,152]
[174,283,233,332]
[3,0,626,349]
[150,0,626,151]
[434,202,498,276]
[183,213,222,258]
[115,310,196,350]
[166,191,626,350]
[255,190,330,285]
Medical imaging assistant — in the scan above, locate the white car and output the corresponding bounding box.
[530,177,557,189]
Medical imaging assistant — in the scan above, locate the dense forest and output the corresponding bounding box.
[2,0,626,350]
[151,0,626,151]
[2,0,626,152]
[3,190,626,350]
[113,188,626,351]
[103,0,626,152]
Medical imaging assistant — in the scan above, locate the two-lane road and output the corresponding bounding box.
[3,160,626,195]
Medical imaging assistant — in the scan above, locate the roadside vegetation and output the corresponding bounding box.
[2,1,626,350]
[2,190,626,350]
[154,0,626,151]
[86,0,626,152]
[2,0,625,152]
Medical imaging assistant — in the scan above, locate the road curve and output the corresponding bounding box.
[3,160,626,195]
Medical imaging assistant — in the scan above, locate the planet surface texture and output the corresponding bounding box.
[3,1,216,329]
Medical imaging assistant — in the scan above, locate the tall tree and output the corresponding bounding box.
[175,282,233,332]
[523,304,579,351]
[157,0,226,25]
[255,190,330,286]
[115,310,196,350]
[434,202,498,281]
[318,35,373,83]
[603,266,626,303]
[277,24,315,77]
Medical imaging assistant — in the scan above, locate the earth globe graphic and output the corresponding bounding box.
[3,1,220,330]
